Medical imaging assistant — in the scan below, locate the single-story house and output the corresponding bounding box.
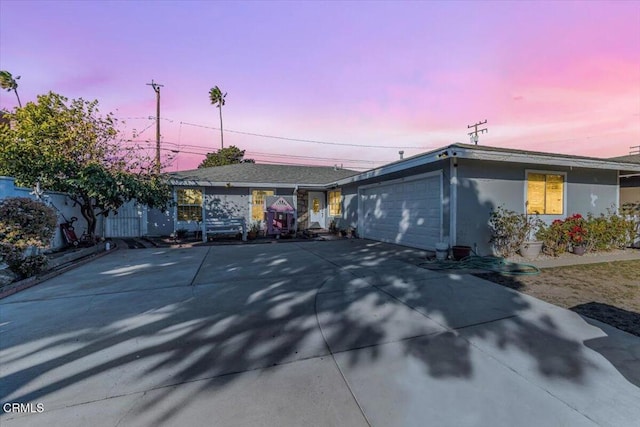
[147,143,640,255]
[147,164,359,237]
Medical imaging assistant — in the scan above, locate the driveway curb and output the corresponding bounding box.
[0,242,118,300]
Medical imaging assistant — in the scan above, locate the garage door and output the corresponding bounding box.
[359,173,442,250]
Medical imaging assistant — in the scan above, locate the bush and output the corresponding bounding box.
[0,197,57,278]
[536,209,635,256]
[488,206,542,257]
[536,220,568,256]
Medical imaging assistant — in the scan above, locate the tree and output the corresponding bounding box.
[0,92,172,238]
[209,85,226,148]
[0,70,22,107]
[198,145,255,168]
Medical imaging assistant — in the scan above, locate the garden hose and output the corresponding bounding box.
[420,254,541,276]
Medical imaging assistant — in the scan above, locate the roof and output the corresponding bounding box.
[337,143,640,186]
[169,163,359,187]
[610,154,640,164]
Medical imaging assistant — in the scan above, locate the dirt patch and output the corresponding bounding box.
[474,260,640,337]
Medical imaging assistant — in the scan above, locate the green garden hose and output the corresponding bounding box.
[420,255,541,276]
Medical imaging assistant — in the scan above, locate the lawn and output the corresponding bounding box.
[475,260,640,336]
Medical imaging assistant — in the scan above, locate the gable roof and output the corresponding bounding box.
[169,163,359,187]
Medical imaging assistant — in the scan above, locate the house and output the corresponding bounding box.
[334,143,640,254]
[147,163,359,237]
[147,143,640,255]
[610,154,640,207]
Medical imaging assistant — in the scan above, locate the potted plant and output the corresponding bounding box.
[488,205,543,259]
[248,221,261,240]
[519,204,544,259]
[564,213,588,255]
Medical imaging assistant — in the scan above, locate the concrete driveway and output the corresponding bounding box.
[1,240,639,426]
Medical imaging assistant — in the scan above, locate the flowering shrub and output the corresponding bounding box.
[564,214,588,246]
[537,209,635,256]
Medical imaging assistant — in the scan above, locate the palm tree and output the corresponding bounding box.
[0,70,22,107]
[209,85,227,148]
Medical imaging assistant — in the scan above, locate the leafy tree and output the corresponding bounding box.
[0,70,22,107]
[209,85,226,148]
[0,92,172,238]
[198,145,255,168]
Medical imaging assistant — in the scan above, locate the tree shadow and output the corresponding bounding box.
[1,178,634,424]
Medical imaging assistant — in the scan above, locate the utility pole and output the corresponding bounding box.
[467,120,488,145]
[146,80,164,173]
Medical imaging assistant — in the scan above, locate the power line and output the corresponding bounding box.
[179,121,432,150]
[124,139,389,165]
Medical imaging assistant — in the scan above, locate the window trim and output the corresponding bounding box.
[251,188,275,221]
[328,189,342,217]
[524,169,567,216]
[175,188,203,222]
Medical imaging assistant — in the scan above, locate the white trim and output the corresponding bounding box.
[462,149,640,172]
[171,180,315,189]
[523,169,568,216]
[335,144,640,188]
[616,170,620,211]
[250,188,275,222]
[358,170,443,191]
[449,158,457,246]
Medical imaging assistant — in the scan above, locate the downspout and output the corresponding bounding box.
[293,185,299,233]
[449,157,458,247]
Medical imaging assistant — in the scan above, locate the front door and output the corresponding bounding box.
[308,191,326,229]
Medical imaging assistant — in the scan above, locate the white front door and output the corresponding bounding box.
[308,191,326,228]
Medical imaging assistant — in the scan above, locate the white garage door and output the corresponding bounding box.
[359,173,442,250]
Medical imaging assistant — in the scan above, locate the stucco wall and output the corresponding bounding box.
[204,187,250,223]
[455,159,620,255]
[147,208,174,236]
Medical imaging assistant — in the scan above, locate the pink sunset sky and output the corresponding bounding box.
[1,0,639,171]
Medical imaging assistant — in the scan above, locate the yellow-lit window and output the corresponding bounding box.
[252,189,274,220]
[328,190,341,216]
[526,173,564,215]
[177,189,203,221]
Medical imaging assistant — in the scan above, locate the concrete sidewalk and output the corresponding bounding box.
[1,240,639,426]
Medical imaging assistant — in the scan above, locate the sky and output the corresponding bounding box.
[1,0,639,172]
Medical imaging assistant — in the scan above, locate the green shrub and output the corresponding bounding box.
[536,219,568,256]
[488,206,542,257]
[0,197,57,278]
[536,209,635,257]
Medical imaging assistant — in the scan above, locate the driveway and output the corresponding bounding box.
[1,240,639,426]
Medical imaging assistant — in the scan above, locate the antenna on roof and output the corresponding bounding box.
[467,120,488,145]
[630,145,640,155]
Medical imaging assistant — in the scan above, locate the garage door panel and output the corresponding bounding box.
[361,174,442,250]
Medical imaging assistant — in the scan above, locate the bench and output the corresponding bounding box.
[204,217,247,242]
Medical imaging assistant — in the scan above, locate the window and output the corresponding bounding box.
[328,190,341,216]
[526,172,564,215]
[177,189,203,221]
[252,189,274,221]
